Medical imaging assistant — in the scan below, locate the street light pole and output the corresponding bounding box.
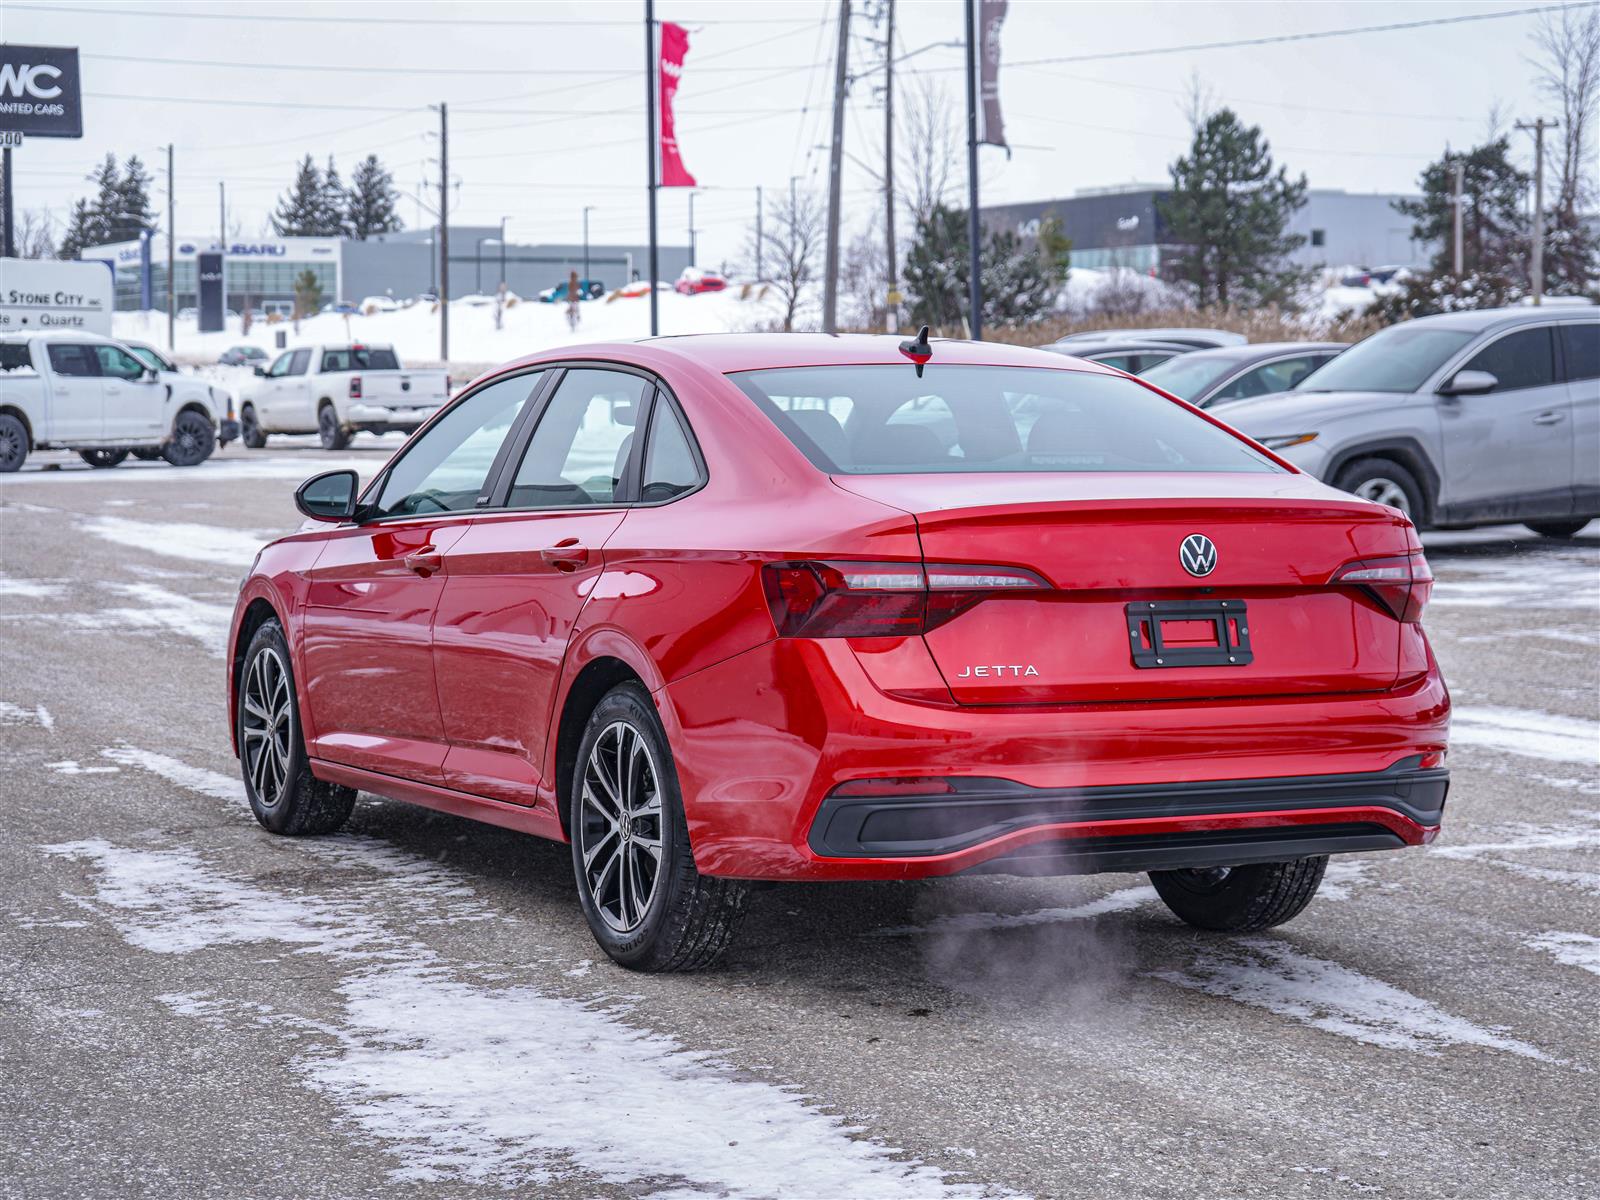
[166,143,175,351]
[687,192,697,268]
[499,215,508,290]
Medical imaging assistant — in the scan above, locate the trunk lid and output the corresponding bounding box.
[833,472,1414,705]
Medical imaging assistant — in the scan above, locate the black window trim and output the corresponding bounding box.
[1557,319,1599,384]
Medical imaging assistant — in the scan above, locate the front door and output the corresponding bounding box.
[300,370,540,782]
[1437,324,1573,520]
[42,343,105,442]
[434,367,648,807]
[94,343,166,441]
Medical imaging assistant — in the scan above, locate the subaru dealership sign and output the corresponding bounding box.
[0,45,83,138]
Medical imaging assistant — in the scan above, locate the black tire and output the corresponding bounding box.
[1525,519,1592,539]
[569,682,749,971]
[237,618,356,836]
[240,404,268,449]
[1333,457,1426,523]
[163,410,215,467]
[78,448,128,469]
[0,413,30,473]
[318,403,351,451]
[1150,857,1328,932]
[132,447,164,461]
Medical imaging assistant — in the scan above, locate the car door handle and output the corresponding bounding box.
[403,548,444,576]
[540,539,589,571]
[1533,410,1566,425]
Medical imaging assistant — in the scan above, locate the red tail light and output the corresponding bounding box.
[1331,552,1433,623]
[349,375,362,399]
[762,560,1048,638]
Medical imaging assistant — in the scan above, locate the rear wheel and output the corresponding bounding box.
[1525,519,1591,539]
[569,683,749,971]
[240,404,268,449]
[237,619,356,836]
[163,410,215,467]
[318,403,350,451]
[0,413,29,472]
[1334,457,1425,521]
[1150,857,1328,932]
[78,448,128,469]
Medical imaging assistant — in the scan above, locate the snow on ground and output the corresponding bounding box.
[78,515,274,569]
[1449,706,1600,767]
[0,452,377,485]
[0,700,54,729]
[1524,931,1600,977]
[873,885,1157,937]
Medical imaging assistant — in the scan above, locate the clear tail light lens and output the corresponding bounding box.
[762,560,1048,638]
[1331,552,1433,623]
[349,375,363,399]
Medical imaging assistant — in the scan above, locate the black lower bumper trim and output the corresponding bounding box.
[807,760,1448,873]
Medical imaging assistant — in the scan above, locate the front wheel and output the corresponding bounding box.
[240,404,268,449]
[237,619,356,835]
[569,683,749,971]
[1525,519,1592,539]
[78,448,128,469]
[163,410,215,467]
[318,404,351,451]
[1150,857,1328,932]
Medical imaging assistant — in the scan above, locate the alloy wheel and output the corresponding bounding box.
[170,413,211,465]
[1351,477,1411,514]
[241,647,293,807]
[578,720,665,933]
[0,422,26,471]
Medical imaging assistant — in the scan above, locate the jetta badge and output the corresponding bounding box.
[1179,533,1218,577]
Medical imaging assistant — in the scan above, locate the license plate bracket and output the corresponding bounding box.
[1126,599,1253,668]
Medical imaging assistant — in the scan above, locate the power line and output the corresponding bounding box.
[79,50,821,77]
[9,3,818,26]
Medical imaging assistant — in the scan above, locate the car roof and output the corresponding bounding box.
[1402,305,1599,334]
[1037,339,1194,355]
[1055,327,1247,347]
[1158,341,1347,364]
[0,330,125,343]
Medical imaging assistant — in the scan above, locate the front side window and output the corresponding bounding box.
[1462,326,1556,392]
[127,345,175,372]
[267,352,295,378]
[507,369,649,508]
[371,371,543,518]
[287,348,313,376]
[640,399,703,502]
[46,344,99,377]
[94,345,148,381]
[732,365,1278,475]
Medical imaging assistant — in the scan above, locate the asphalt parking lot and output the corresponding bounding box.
[1,442,1596,1200]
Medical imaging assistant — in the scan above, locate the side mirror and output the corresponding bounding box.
[1439,369,1497,396]
[253,365,268,377]
[295,469,360,523]
[144,366,161,382]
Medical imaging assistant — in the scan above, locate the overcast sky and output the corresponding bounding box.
[4,0,1562,270]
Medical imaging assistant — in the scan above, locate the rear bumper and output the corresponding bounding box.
[346,403,441,428]
[807,761,1446,876]
[218,418,241,443]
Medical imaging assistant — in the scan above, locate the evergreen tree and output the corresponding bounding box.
[292,268,324,319]
[903,205,1070,331]
[345,154,403,240]
[318,155,350,237]
[271,156,328,237]
[85,154,122,244]
[57,199,98,260]
[1157,109,1309,307]
[111,154,154,243]
[903,205,968,329]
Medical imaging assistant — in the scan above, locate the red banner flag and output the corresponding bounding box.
[658,21,696,187]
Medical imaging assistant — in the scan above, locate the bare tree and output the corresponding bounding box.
[1180,70,1218,133]
[16,209,58,259]
[747,187,824,331]
[840,225,887,330]
[897,75,957,228]
[1532,6,1600,218]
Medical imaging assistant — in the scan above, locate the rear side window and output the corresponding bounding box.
[640,399,703,502]
[0,343,33,372]
[321,347,400,372]
[46,344,99,377]
[1560,323,1599,383]
[1463,327,1556,392]
[731,365,1278,475]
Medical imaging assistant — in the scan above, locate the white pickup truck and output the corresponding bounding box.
[239,343,450,450]
[0,332,238,473]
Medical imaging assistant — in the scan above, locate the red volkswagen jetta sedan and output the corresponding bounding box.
[228,334,1449,970]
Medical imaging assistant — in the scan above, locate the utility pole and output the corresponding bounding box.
[166,144,175,351]
[219,180,227,316]
[499,215,508,290]
[645,0,660,335]
[2,148,14,258]
[1451,159,1464,277]
[583,206,594,284]
[1516,117,1557,306]
[437,102,449,360]
[688,191,697,267]
[963,0,981,340]
[822,0,851,333]
[883,0,898,333]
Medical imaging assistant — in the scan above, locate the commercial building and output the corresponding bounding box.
[982,186,1432,274]
[81,226,691,313]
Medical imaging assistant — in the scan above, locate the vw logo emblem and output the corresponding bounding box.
[1179,533,1218,577]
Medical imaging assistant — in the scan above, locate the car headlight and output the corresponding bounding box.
[1260,433,1319,450]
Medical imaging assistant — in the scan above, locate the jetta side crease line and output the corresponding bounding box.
[227,332,1450,971]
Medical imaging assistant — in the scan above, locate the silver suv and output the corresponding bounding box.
[1221,307,1599,537]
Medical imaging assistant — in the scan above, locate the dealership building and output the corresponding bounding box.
[981,186,1432,274]
[81,226,691,313]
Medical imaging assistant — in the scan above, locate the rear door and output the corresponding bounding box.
[94,343,166,440]
[433,367,645,805]
[42,342,105,441]
[1560,321,1599,516]
[1437,324,1573,517]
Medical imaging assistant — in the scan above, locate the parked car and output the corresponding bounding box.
[219,345,270,368]
[239,343,450,450]
[0,332,234,471]
[538,279,606,303]
[122,338,239,453]
[230,333,1448,971]
[1054,327,1246,350]
[1038,338,1196,375]
[1138,342,1347,408]
[358,295,401,314]
[675,268,727,295]
[1220,308,1599,536]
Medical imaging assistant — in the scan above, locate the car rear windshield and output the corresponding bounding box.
[730,364,1279,475]
[1137,353,1239,401]
[1294,324,1474,393]
[322,347,399,372]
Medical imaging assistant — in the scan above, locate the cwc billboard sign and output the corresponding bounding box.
[0,45,83,138]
